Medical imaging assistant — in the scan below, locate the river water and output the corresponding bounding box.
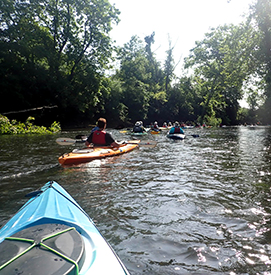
[1,126,271,274]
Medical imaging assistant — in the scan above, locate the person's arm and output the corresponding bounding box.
[105,133,125,148]
[85,133,93,147]
[110,141,123,148]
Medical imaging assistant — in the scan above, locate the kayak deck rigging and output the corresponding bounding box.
[0,181,130,275]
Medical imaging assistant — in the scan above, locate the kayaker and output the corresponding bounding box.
[132,121,146,133]
[154,121,159,129]
[85,118,122,148]
[169,121,184,134]
[151,121,160,132]
[91,124,99,133]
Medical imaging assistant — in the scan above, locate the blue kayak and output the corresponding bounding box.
[0,181,130,275]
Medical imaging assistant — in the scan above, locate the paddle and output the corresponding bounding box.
[56,137,86,145]
[56,137,157,148]
[75,134,87,140]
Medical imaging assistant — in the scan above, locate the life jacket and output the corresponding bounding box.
[174,127,181,133]
[133,126,143,133]
[92,130,106,145]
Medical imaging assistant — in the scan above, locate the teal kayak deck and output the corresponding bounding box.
[0,181,130,275]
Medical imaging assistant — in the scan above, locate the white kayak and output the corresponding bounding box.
[167,133,186,140]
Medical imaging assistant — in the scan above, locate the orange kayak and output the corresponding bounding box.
[150,130,160,135]
[58,140,140,165]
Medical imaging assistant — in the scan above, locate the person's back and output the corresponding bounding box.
[86,118,121,148]
[153,121,159,131]
[91,129,107,145]
[134,126,143,133]
[174,126,184,134]
[133,122,143,133]
[169,121,184,134]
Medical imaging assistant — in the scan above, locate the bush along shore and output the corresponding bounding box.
[0,115,61,135]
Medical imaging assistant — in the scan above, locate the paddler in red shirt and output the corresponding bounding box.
[85,118,122,148]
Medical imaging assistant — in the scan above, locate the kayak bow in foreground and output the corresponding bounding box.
[0,181,130,275]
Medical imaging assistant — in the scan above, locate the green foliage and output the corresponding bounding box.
[1,0,271,126]
[184,23,255,124]
[164,37,175,92]
[237,108,249,124]
[250,0,271,122]
[0,0,120,119]
[0,115,61,135]
[49,121,62,133]
[202,115,222,127]
[117,36,152,121]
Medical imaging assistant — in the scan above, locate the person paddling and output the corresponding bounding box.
[169,121,184,134]
[151,121,160,132]
[132,121,146,133]
[85,118,122,148]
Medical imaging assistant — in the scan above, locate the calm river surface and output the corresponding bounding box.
[1,126,271,274]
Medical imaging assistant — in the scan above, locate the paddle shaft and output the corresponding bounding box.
[56,137,86,145]
[56,137,157,147]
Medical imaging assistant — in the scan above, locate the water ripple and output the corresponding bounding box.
[1,127,271,274]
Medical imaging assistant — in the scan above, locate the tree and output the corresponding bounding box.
[184,24,254,124]
[250,0,271,123]
[164,36,175,92]
[0,0,120,121]
[143,33,167,121]
[164,76,202,123]
[117,36,151,122]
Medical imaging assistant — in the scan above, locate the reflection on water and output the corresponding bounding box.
[1,126,271,274]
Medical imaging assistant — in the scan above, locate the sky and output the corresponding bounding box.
[109,0,256,75]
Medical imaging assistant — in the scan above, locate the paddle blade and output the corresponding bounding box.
[75,135,87,140]
[56,137,76,145]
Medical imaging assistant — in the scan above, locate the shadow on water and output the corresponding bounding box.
[1,127,271,274]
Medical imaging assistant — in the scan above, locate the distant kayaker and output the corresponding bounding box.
[133,121,146,133]
[169,121,184,134]
[85,118,122,148]
[151,121,160,132]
